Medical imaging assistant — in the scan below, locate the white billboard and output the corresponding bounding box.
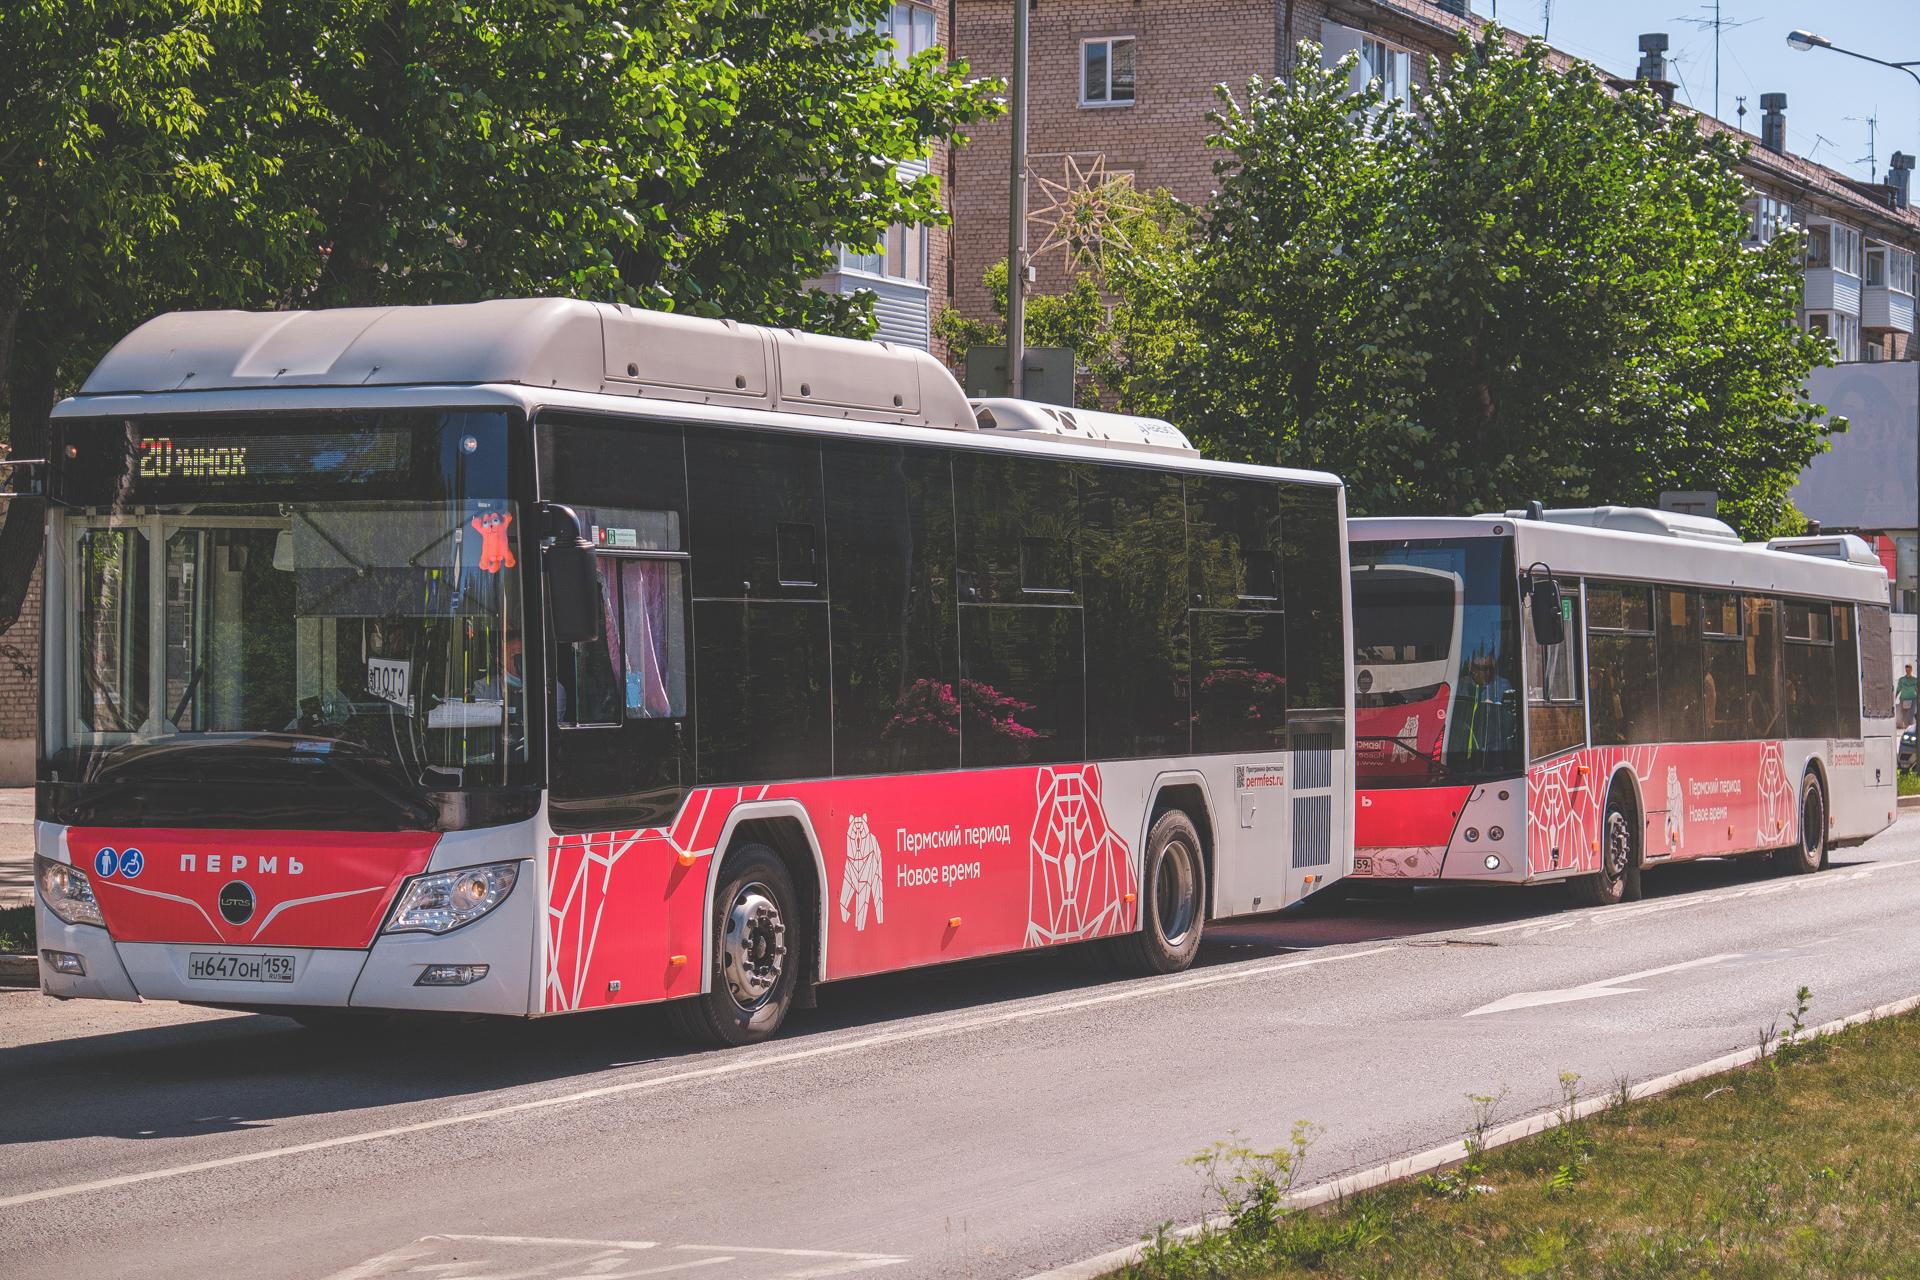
[1791,361,1920,532]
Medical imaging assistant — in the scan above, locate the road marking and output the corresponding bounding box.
[1463,952,1743,1017]
[0,945,1393,1211]
[1463,856,1920,939]
[323,1235,903,1280]
[1027,987,1920,1280]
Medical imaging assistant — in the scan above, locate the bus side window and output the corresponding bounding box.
[1587,582,1655,747]
[953,452,1084,767]
[538,414,692,831]
[555,557,622,727]
[1657,589,1703,742]
[1860,604,1893,721]
[687,430,832,785]
[1525,580,1582,761]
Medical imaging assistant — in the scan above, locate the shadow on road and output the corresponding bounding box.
[0,845,1833,1149]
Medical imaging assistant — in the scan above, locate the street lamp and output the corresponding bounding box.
[1786,29,1920,116]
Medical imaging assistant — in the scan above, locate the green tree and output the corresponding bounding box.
[936,187,1195,414]
[0,0,1000,616]
[1175,30,1834,537]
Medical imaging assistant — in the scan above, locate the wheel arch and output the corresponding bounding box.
[1801,753,1831,846]
[1145,773,1217,919]
[701,802,830,991]
[1604,763,1645,843]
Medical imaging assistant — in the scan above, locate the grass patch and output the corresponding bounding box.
[0,903,32,953]
[1124,995,1920,1279]
[1899,770,1920,798]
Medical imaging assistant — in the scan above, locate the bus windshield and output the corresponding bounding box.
[1351,536,1521,786]
[42,410,530,831]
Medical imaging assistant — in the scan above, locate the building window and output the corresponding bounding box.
[876,2,937,64]
[1868,244,1916,294]
[1806,220,1861,276]
[1806,310,1860,361]
[1081,36,1136,107]
[1360,37,1412,109]
[840,223,927,286]
[1746,193,1797,245]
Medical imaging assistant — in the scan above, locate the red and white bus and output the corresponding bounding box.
[33,299,1353,1043]
[1351,507,1896,902]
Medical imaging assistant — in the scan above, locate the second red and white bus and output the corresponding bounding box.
[33,299,1354,1043]
[1351,507,1895,903]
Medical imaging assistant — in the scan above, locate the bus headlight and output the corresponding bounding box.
[37,856,105,928]
[384,862,520,935]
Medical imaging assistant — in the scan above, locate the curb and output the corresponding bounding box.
[0,952,37,988]
[1898,794,1920,810]
[1026,990,1920,1280]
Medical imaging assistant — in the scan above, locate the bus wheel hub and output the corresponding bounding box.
[723,885,786,1007]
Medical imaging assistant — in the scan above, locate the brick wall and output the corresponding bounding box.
[948,1,1469,325]
[951,0,1920,348]
[927,1,954,358]
[952,0,1280,322]
[0,560,41,785]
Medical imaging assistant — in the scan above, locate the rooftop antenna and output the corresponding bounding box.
[1809,132,1837,163]
[1541,0,1551,39]
[1735,93,1748,132]
[1846,111,1880,179]
[1673,1,1758,121]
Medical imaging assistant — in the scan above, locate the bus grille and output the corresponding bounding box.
[1292,737,1333,789]
[1292,794,1332,867]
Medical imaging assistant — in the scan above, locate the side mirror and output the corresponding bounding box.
[542,503,602,646]
[1529,573,1565,647]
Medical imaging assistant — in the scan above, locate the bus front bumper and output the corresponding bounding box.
[34,874,537,1016]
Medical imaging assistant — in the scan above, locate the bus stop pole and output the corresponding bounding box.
[1005,0,1029,399]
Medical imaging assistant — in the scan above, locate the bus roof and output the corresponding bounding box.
[59,299,1323,481]
[1350,511,1890,606]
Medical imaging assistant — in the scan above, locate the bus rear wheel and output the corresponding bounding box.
[1570,794,1639,908]
[1776,772,1828,875]
[1108,810,1206,975]
[668,843,802,1048]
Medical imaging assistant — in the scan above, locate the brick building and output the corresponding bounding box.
[814,1,956,352]
[946,0,1920,361]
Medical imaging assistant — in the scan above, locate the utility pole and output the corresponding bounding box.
[1005,0,1030,399]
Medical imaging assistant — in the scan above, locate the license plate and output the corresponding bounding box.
[188,952,296,983]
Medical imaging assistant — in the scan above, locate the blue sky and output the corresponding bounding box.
[1466,1,1919,184]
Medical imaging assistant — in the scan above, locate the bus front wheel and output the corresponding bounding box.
[1108,810,1207,975]
[669,843,802,1048]
[1776,772,1828,875]
[1570,793,1639,908]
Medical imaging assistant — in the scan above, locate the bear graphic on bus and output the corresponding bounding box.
[839,813,885,931]
[1665,765,1685,851]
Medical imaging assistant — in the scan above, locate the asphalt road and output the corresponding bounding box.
[7,817,1920,1280]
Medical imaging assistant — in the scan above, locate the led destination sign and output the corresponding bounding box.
[55,411,510,509]
[139,438,249,479]
[123,429,415,492]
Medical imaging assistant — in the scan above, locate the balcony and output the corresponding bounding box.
[1862,284,1917,337]
[1803,267,1862,315]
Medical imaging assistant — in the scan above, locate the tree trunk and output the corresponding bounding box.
[0,320,55,633]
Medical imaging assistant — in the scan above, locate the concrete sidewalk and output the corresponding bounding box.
[0,788,32,907]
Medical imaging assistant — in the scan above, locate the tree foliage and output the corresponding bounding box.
[0,0,999,619]
[1173,30,1834,537]
[935,187,1195,414]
